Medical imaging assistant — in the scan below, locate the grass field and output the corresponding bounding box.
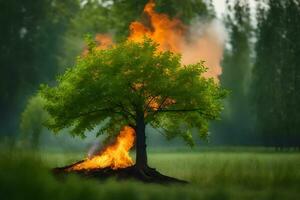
[1,148,299,200]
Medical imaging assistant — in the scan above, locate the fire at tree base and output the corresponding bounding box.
[52,126,187,184]
[52,163,188,184]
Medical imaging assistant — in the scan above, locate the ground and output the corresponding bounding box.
[1,148,300,200]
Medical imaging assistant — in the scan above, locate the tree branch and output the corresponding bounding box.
[144,95,158,112]
[114,102,135,120]
[144,96,167,123]
[154,108,204,113]
[149,108,214,118]
[156,97,168,111]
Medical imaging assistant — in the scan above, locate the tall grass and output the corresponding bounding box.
[0,149,299,200]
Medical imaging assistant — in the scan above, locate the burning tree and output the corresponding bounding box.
[41,38,226,183]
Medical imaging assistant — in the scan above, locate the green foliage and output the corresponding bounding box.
[40,38,227,146]
[20,94,49,148]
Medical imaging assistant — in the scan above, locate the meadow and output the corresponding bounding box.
[1,148,299,200]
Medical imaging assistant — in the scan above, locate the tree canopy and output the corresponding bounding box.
[40,38,227,146]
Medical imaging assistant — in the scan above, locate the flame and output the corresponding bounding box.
[129,0,184,52]
[82,34,114,56]
[69,126,135,170]
[95,34,113,50]
[145,96,176,112]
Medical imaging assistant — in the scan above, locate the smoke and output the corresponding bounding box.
[87,139,102,158]
[182,19,227,81]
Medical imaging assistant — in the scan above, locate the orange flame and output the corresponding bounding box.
[129,0,184,52]
[95,34,113,50]
[69,126,135,170]
[82,33,114,56]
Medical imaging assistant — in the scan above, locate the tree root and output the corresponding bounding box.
[53,163,188,184]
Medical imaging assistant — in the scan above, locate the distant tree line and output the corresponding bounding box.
[252,0,300,147]
[213,0,300,148]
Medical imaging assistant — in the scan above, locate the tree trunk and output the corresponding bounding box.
[135,108,147,169]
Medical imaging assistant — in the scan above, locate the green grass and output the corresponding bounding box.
[1,148,299,200]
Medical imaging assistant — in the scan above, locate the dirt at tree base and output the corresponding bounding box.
[52,162,188,184]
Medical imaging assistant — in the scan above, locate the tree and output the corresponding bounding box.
[252,0,300,147]
[40,38,226,169]
[213,0,253,145]
[0,0,78,136]
[20,94,49,149]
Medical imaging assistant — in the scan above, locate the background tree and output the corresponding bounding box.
[20,95,49,149]
[252,0,300,147]
[40,38,227,169]
[213,0,254,145]
[155,0,210,23]
[0,0,78,137]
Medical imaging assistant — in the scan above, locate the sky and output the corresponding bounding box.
[212,0,257,19]
[212,0,227,18]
